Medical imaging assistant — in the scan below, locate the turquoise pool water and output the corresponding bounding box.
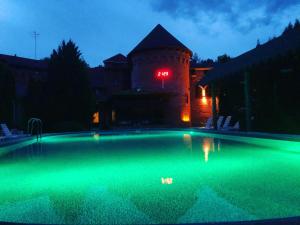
[0,130,300,224]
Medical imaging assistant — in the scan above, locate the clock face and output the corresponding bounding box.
[155,68,171,80]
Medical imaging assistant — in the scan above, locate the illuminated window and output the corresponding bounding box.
[92,112,99,124]
[112,110,116,122]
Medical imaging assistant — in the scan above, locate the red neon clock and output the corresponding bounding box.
[155,68,171,79]
[155,68,171,88]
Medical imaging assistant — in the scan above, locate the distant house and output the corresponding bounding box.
[0,54,47,97]
[0,54,48,126]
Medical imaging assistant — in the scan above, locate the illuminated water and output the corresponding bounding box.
[0,130,300,224]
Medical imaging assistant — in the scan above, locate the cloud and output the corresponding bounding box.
[151,0,300,32]
[0,0,299,66]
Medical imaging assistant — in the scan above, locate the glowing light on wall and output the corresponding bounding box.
[182,114,190,122]
[199,85,208,105]
[201,97,208,105]
[161,177,173,184]
[181,106,190,122]
[92,112,99,124]
[201,87,206,97]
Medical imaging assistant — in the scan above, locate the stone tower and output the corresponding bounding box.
[128,24,192,126]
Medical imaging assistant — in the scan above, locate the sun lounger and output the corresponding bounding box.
[221,116,232,130]
[217,116,224,130]
[0,124,20,138]
[232,121,240,130]
[0,136,6,142]
[204,116,224,130]
[205,117,213,129]
[226,121,240,131]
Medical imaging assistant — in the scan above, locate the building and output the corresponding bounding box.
[1,24,214,128]
[90,24,213,127]
[0,54,48,126]
[199,24,300,132]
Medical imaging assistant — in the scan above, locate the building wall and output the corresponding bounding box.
[5,66,47,127]
[104,65,131,95]
[89,62,131,128]
[190,69,214,126]
[130,49,191,126]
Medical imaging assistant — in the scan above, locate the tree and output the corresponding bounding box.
[44,40,94,131]
[256,39,261,47]
[218,20,300,133]
[0,62,16,127]
[216,54,231,64]
[294,19,300,30]
[282,22,293,35]
[190,53,200,64]
[199,58,214,67]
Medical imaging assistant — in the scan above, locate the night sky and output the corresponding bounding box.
[1,0,300,67]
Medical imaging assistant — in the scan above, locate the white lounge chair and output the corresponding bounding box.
[221,116,232,130]
[205,117,213,129]
[232,121,240,130]
[226,121,240,131]
[204,116,225,130]
[217,116,224,130]
[0,136,5,142]
[0,124,18,138]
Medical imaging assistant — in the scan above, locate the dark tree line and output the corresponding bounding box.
[192,19,300,67]
[217,20,300,133]
[283,19,300,35]
[191,53,231,66]
[25,40,94,131]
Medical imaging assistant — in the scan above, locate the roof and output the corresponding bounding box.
[128,24,192,56]
[200,28,300,85]
[0,54,48,70]
[88,66,106,87]
[103,53,128,64]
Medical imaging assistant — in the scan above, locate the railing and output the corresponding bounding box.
[27,118,43,140]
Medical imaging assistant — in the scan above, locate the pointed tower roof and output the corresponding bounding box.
[128,24,192,56]
[103,53,127,64]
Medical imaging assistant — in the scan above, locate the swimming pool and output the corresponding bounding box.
[0,130,300,224]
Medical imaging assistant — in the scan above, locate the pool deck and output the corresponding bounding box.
[1,216,300,225]
[180,216,300,225]
[0,127,299,148]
